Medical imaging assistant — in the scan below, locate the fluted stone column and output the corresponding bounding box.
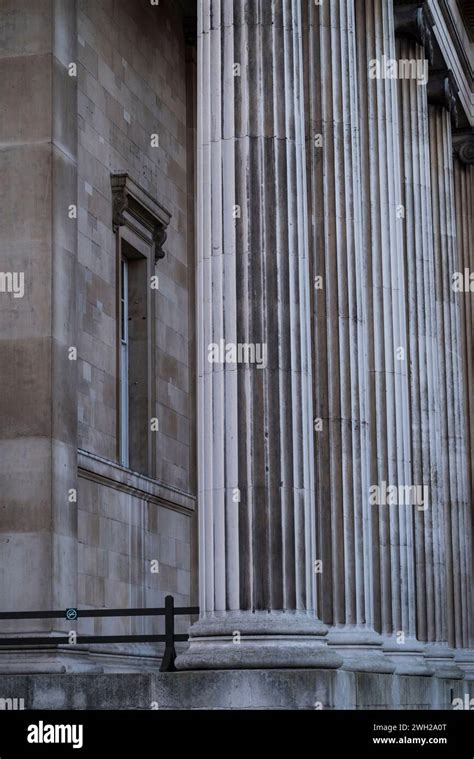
[452,130,474,677]
[177,0,341,670]
[395,20,462,678]
[428,77,472,658]
[453,131,474,529]
[303,0,393,674]
[355,0,429,675]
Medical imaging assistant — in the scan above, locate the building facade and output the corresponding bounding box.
[0,0,473,709]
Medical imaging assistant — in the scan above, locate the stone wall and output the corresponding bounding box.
[77,0,194,486]
[0,0,79,635]
[75,0,196,644]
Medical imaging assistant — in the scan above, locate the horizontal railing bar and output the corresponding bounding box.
[0,607,199,620]
[0,611,66,620]
[0,633,190,646]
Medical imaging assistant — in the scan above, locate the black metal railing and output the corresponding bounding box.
[0,595,198,672]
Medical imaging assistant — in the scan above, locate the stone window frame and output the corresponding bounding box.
[111,172,171,479]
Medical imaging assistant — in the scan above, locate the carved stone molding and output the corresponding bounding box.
[453,127,474,165]
[112,186,128,233]
[152,225,168,262]
[394,1,435,63]
[111,173,171,263]
[427,70,459,127]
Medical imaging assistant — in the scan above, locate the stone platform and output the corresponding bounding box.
[0,670,473,710]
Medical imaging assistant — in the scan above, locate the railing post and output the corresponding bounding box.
[160,595,177,672]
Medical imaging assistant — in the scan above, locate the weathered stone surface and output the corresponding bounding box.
[0,0,473,709]
[0,670,473,710]
[0,0,78,642]
[429,103,472,653]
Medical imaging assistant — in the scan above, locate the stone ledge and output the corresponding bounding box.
[78,449,196,514]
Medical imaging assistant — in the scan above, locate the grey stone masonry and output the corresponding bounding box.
[0,0,473,709]
[0,0,79,640]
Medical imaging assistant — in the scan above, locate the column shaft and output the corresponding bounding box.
[303,0,392,673]
[356,0,428,674]
[429,105,472,651]
[177,0,341,670]
[454,155,474,562]
[396,36,461,677]
[453,149,474,675]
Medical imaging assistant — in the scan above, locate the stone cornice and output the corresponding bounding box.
[111,173,171,263]
[435,0,474,81]
[427,69,460,126]
[428,0,473,127]
[394,1,435,63]
[453,126,474,163]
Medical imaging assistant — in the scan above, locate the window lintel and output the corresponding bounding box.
[111,172,172,263]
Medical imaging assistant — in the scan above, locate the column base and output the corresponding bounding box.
[383,636,434,676]
[424,643,464,679]
[175,611,343,671]
[455,649,474,681]
[327,625,395,674]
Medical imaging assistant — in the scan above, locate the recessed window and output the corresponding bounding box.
[111,172,171,479]
[119,242,149,475]
[119,256,129,468]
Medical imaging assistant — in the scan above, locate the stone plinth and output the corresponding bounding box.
[0,670,473,710]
